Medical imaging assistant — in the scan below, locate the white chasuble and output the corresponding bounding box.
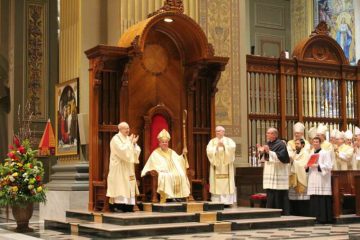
[289,148,310,200]
[206,137,236,204]
[336,144,354,170]
[141,148,190,199]
[106,133,141,204]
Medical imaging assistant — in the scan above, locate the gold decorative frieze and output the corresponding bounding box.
[26,1,48,121]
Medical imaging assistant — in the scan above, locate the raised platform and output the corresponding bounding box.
[44,202,316,238]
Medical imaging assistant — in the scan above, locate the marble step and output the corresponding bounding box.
[46,219,213,238]
[140,201,224,212]
[65,207,282,226]
[230,215,316,230]
[335,214,360,224]
[218,207,282,220]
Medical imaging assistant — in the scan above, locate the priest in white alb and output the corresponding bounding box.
[106,122,141,212]
[206,126,237,205]
[334,131,354,170]
[288,138,310,216]
[316,124,336,170]
[141,129,190,203]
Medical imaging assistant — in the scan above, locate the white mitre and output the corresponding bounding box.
[316,124,327,135]
[355,126,360,136]
[336,131,345,139]
[157,129,171,141]
[293,122,305,133]
[330,129,338,138]
[308,127,317,139]
[345,130,353,140]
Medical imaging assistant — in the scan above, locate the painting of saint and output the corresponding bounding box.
[55,79,79,156]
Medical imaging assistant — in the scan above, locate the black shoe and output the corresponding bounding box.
[125,205,134,212]
[109,204,116,212]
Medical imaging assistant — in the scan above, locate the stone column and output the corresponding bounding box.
[199,0,249,167]
[290,0,313,52]
[42,0,107,220]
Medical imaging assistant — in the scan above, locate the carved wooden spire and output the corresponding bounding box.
[148,0,184,17]
[311,21,330,36]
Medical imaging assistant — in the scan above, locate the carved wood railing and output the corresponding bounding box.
[247,22,360,150]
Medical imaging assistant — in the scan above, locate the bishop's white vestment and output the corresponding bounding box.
[206,136,236,204]
[141,148,190,199]
[336,144,354,170]
[106,133,141,205]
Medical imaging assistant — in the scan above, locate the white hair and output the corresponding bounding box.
[118,122,129,130]
[215,125,225,132]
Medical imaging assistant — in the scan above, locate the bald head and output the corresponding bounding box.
[118,122,130,136]
[215,125,225,139]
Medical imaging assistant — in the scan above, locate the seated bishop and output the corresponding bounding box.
[141,129,190,203]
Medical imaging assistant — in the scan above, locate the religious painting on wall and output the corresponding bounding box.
[55,78,79,156]
[314,0,356,65]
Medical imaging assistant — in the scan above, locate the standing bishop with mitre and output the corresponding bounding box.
[287,122,310,159]
[141,129,190,203]
[206,126,237,205]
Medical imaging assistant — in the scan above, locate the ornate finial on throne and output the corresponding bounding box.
[310,21,330,36]
[148,0,184,17]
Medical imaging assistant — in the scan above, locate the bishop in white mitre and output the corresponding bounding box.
[287,122,310,160]
[141,129,190,203]
[335,131,354,170]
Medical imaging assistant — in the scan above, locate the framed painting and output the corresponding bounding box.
[55,78,79,156]
[313,0,356,65]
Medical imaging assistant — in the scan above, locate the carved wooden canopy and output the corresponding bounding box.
[85,0,228,211]
[292,21,348,64]
[118,10,215,64]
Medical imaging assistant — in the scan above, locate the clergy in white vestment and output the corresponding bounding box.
[141,129,190,203]
[335,131,354,170]
[345,130,354,146]
[288,138,310,216]
[316,124,336,170]
[307,127,317,151]
[106,122,141,212]
[258,127,290,215]
[206,126,237,205]
[287,122,310,161]
[353,127,360,170]
[306,137,333,223]
[329,129,338,146]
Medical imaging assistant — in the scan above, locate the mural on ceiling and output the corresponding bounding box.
[314,0,356,65]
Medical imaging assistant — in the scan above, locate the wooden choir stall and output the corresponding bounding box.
[85,1,228,211]
[237,22,360,218]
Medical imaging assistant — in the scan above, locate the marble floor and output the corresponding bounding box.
[0,208,360,239]
[0,220,360,240]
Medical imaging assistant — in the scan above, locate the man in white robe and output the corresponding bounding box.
[206,126,236,205]
[353,127,360,170]
[289,139,310,216]
[317,124,336,170]
[307,126,317,151]
[334,131,354,170]
[106,122,141,212]
[345,130,353,146]
[258,127,290,215]
[141,129,190,203]
[287,122,310,160]
[306,137,333,223]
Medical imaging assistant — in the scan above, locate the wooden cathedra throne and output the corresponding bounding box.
[85,0,228,211]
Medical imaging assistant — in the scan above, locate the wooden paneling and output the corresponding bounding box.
[247,22,359,148]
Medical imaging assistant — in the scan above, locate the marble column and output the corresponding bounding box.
[290,0,313,52]
[199,0,249,167]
